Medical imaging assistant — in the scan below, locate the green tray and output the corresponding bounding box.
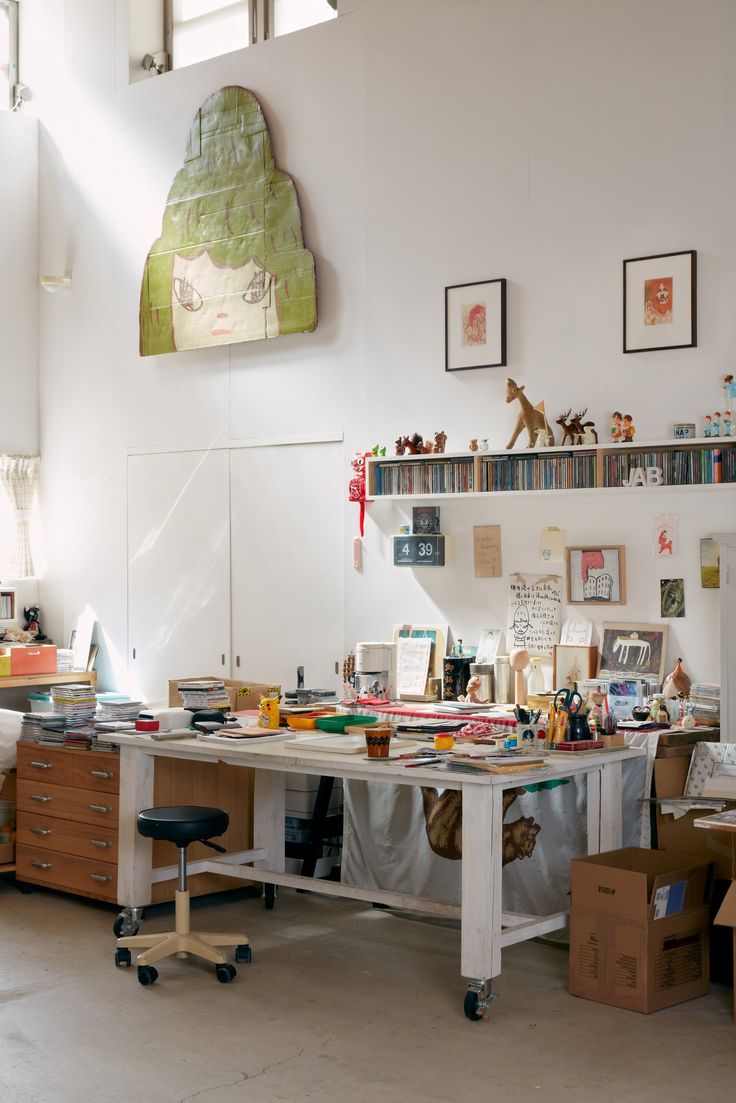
[315,714,378,733]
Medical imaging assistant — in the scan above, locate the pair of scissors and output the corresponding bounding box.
[553,688,583,714]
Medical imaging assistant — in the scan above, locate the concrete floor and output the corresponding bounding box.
[0,877,734,1103]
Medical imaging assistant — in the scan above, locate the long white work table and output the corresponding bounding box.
[113,733,645,1020]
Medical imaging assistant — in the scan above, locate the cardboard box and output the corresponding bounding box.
[168,677,281,714]
[715,881,736,1021]
[654,755,735,880]
[0,644,57,676]
[570,848,712,1013]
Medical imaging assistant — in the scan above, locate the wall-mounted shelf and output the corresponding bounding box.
[366,438,736,500]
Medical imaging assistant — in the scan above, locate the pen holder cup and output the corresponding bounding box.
[517,723,546,753]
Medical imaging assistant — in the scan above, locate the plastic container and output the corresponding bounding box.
[28,691,54,713]
[315,714,377,733]
[0,800,15,827]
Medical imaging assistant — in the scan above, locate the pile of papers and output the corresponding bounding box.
[689,682,720,725]
[177,679,231,710]
[96,697,143,721]
[56,649,76,672]
[51,683,98,723]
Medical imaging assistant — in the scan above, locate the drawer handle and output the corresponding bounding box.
[31,859,52,870]
[89,838,112,849]
[90,872,112,883]
[89,804,113,814]
[30,826,52,837]
[30,760,54,770]
[89,770,114,780]
[31,794,53,803]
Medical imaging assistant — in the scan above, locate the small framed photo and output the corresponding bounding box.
[566,546,626,605]
[623,250,696,353]
[412,506,441,535]
[598,621,669,682]
[445,278,506,372]
[553,644,598,692]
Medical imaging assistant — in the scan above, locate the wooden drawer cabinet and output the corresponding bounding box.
[16,844,117,902]
[16,743,121,902]
[16,812,118,862]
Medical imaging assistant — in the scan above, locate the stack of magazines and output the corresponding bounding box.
[51,683,98,723]
[177,679,230,710]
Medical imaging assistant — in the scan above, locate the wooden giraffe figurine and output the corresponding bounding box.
[505,378,553,448]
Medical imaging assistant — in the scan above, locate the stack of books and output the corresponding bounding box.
[177,679,231,711]
[51,683,98,723]
[96,696,143,722]
[689,682,720,725]
[20,713,66,742]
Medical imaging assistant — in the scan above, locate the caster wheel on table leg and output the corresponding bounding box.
[115,948,132,967]
[235,945,252,964]
[113,913,140,938]
[137,965,158,986]
[464,990,486,1021]
[216,963,237,984]
[264,884,276,910]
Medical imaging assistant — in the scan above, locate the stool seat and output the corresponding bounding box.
[137,805,229,846]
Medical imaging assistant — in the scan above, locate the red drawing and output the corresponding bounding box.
[657,529,673,556]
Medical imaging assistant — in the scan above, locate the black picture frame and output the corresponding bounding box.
[445,278,507,372]
[623,250,696,353]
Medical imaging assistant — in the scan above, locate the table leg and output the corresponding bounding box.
[117,746,154,908]
[599,761,623,851]
[461,784,502,983]
[586,768,601,854]
[253,769,286,874]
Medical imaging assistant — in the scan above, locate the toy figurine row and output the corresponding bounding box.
[704,411,733,437]
[395,431,447,455]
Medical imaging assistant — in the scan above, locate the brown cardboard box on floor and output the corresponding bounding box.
[168,677,280,714]
[654,754,735,879]
[570,848,713,1013]
[714,882,736,1022]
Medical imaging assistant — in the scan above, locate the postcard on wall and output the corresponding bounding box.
[700,538,720,588]
[506,573,562,658]
[653,514,678,557]
[413,506,441,535]
[473,525,502,577]
[660,578,685,618]
[475,628,502,665]
[560,613,594,646]
[539,526,565,563]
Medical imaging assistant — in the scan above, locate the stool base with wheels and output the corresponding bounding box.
[115,806,251,986]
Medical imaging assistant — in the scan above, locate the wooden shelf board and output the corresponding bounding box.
[369,482,736,502]
[0,671,97,691]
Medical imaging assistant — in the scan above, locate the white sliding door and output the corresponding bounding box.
[128,449,231,705]
[230,442,343,695]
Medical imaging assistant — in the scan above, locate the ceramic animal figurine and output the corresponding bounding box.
[534,427,552,448]
[478,437,489,451]
[506,378,552,449]
[610,411,623,441]
[421,437,434,454]
[408,433,426,454]
[395,437,406,456]
[434,431,447,453]
[725,411,733,436]
[570,408,598,443]
[713,412,722,437]
[662,657,691,699]
[469,438,478,452]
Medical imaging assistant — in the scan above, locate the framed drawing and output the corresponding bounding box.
[598,622,668,682]
[445,278,506,372]
[623,250,696,353]
[552,644,598,692]
[566,546,626,605]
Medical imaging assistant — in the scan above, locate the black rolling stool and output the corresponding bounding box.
[114,805,251,986]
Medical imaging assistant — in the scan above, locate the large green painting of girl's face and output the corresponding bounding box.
[139,86,317,356]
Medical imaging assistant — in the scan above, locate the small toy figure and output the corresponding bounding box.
[610,411,623,441]
[469,438,478,452]
[434,431,447,454]
[395,436,406,456]
[713,411,721,437]
[23,605,47,641]
[371,444,387,458]
[725,411,733,436]
[622,414,635,441]
[258,694,280,729]
[534,427,551,447]
[421,437,434,454]
[704,415,712,438]
[506,378,553,449]
[478,437,489,451]
[408,433,425,454]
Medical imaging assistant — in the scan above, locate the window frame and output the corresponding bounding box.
[0,0,19,111]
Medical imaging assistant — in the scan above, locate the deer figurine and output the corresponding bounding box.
[569,408,598,444]
[555,408,577,445]
[506,378,553,449]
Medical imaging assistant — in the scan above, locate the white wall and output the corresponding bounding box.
[18,0,736,690]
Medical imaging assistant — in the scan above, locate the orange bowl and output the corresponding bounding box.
[286,713,325,731]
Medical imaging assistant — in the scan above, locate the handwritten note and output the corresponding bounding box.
[473,525,502,578]
[396,636,433,696]
[506,572,562,657]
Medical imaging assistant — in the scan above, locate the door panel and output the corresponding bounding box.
[230,442,342,695]
[127,450,230,704]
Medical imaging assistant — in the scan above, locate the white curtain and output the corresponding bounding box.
[0,454,39,578]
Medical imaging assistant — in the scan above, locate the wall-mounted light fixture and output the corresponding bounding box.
[40,275,72,293]
[142,52,168,75]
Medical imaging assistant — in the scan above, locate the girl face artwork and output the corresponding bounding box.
[171,252,279,351]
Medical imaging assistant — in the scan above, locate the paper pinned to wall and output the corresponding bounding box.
[539,526,565,562]
[395,635,432,696]
[473,525,502,577]
[506,573,562,657]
